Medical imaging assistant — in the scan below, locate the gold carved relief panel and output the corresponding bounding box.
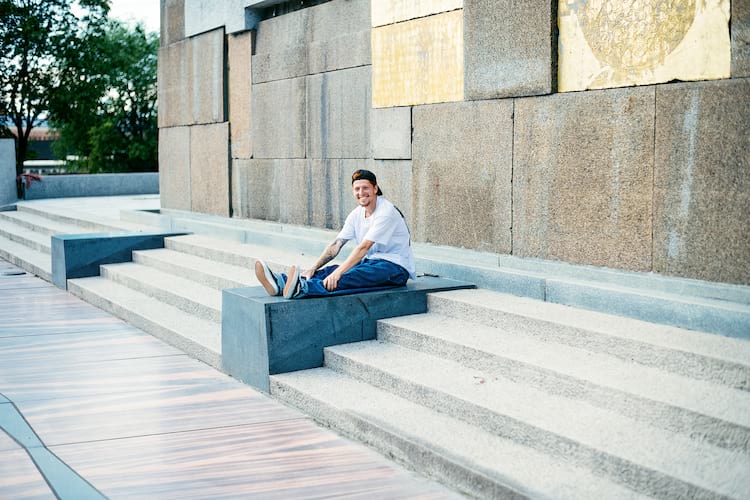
[559,0,730,92]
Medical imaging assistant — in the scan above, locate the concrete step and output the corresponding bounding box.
[427,289,750,389]
[0,233,51,281]
[270,369,650,500]
[99,262,222,323]
[0,210,84,236]
[0,218,51,254]
[321,341,749,499]
[164,234,320,271]
[17,203,148,233]
[67,276,220,368]
[132,248,260,290]
[378,313,750,454]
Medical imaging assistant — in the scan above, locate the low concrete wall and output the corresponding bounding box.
[0,139,17,207]
[23,173,159,200]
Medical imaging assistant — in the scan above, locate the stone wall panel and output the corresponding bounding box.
[184,0,253,37]
[412,100,513,253]
[513,87,655,270]
[228,31,253,159]
[654,79,750,284]
[306,66,371,159]
[732,0,750,77]
[308,0,371,74]
[371,0,462,27]
[464,0,553,99]
[372,11,464,108]
[231,158,279,221]
[371,107,411,160]
[158,126,191,211]
[157,40,193,128]
[252,8,309,83]
[160,0,185,46]
[190,123,230,216]
[192,28,225,125]
[252,77,306,159]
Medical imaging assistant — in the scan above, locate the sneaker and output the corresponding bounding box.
[283,265,302,299]
[255,260,280,296]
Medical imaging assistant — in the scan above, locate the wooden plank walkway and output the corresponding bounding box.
[0,258,458,499]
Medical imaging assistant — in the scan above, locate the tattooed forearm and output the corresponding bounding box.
[310,238,345,271]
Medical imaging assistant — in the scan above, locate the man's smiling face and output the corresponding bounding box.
[352,179,377,209]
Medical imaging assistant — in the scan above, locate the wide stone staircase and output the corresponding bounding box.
[1,199,749,499]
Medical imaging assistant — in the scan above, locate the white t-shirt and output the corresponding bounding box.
[336,196,416,278]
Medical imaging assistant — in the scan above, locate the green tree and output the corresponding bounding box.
[0,0,109,174]
[51,19,159,173]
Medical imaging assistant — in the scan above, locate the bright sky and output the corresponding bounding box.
[108,0,161,34]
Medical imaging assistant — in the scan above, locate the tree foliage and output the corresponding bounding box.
[0,0,159,174]
[50,19,159,173]
[0,0,109,174]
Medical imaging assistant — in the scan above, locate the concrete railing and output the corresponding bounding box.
[21,172,158,200]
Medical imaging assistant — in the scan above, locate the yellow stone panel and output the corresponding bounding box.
[372,10,464,108]
[371,0,463,27]
[559,0,731,92]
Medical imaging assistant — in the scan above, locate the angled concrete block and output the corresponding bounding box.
[306,66,371,159]
[733,0,750,77]
[160,0,185,46]
[308,0,371,74]
[654,79,750,285]
[0,139,16,207]
[222,277,475,392]
[190,122,230,216]
[252,8,309,83]
[157,40,193,128]
[413,100,512,253]
[228,31,253,159]
[252,77,306,159]
[464,0,554,99]
[158,126,191,211]
[192,28,225,125]
[513,87,655,271]
[371,107,411,160]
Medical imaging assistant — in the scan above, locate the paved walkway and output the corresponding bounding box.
[0,258,456,499]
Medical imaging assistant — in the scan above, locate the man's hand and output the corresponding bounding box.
[322,270,342,291]
[301,268,315,280]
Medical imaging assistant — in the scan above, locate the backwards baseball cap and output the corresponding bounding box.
[351,169,383,195]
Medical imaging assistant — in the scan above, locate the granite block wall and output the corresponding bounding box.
[158,126,191,211]
[513,88,655,271]
[412,100,513,254]
[733,0,750,77]
[190,123,230,216]
[653,79,750,284]
[228,31,253,159]
[464,0,555,99]
[252,77,306,159]
[306,66,371,159]
[159,0,749,284]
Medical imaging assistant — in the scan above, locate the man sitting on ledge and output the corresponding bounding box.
[255,169,415,299]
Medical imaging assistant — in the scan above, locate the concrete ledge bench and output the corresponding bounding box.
[221,277,475,392]
[52,231,188,289]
